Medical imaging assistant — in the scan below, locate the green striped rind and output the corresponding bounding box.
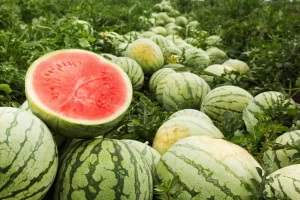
[111,57,144,90]
[246,91,296,116]
[122,139,161,183]
[206,47,228,64]
[0,107,58,199]
[155,72,177,104]
[200,64,234,84]
[162,72,211,111]
[184,48,211,68]
[168,109,213,124]
[125,38,164,74]
[177,42,195,51]
[149,68,176,93]
[201,86,253,123]
[150,34,175,51]
[139,31,157,39]
[54,138,153,200]
[19,100,66,147]
[152,116,224,155]
[156,136,263,199]
[263,164,300,199]
[162,46,182,60]
[223,59,249,74]
[262,130,300,174]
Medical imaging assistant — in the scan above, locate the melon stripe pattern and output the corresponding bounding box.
[201,86,253,122]
[152,116,223,155]
[168,109,213,124]
[149,68,176,93]
[54,138,153,200]
[111,57,144,90]
[246,91,295,116]
[155,72,177,104]
[262,130,300,174]
[150,34,175,51]
[264,164,300,199]
[162,72,211,111]
[0,107,58,200]
[19,100,66,147]
[184,48,211,68]
[156,136,263,199]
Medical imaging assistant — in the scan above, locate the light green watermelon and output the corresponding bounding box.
[223,59,250,74]
[246,91,296,117]
[150,34,175,51]
[184,48,211,68]
[0,107,58,199]
[149,68,176,93]
[262,130,300,174]
[125,38,164,74]
[201,86,253,123]
[206,47,228,64]
[25,49,133,138]
[205,35,222,46]
[156,135,263,199]
[168,109,213,124]
[263,164,300,199]
[162,72,211,110]
[111,57,144,90]
[152,116,223,155]
[54,138,153,200]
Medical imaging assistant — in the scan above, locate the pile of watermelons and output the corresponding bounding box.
[1,0,300,199]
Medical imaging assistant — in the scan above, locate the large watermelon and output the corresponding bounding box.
[149,68,176,93]
[125,38,164,74]
[25,49,133,138]
[54,138,153,200]
[156,135,263,199]
[0,107,58,199]
[168,109,213,124]
[263,164,300,199]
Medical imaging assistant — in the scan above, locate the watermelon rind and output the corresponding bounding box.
[54,138,153,200]
[0,107,58,199]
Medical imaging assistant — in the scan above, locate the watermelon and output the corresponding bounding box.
[54,138,153,200]
[162,46,182,61]
[125,38,164,74]
[149,68,176,93]
[201,86,253,123]
[156,135,263,199]
[246,91,296,117]
[122,139,161,182]
[205,35,222,46]
[152,116,224,155]
[150,34,175,51]
[19,100,66,147]
[0,107,58,199]
[150,26,168,36]
[263,164,300,199]
[162,72,211,111]
[155,71,177,104]
[25,49,133,138]
[175,16,188,27]
[223,59,250,74]
[184,48,211,68]
[168,109,213,124]
[111,57,144,90]
[200,64,236,84]
[262,130,300,174]
[206,47,228,64]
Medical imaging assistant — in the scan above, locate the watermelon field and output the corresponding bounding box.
[1,0,300,199]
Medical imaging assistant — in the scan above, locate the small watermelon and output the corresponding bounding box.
[25,49,133,138]
[223,59,250,74]
[201,86,253,123]
[156,135,263,199]
[0,107,58,199]
[111,57,144,90]
[54,138,153,200]
[125,38,164,74]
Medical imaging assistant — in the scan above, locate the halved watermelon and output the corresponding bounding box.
[25,49,133,138]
